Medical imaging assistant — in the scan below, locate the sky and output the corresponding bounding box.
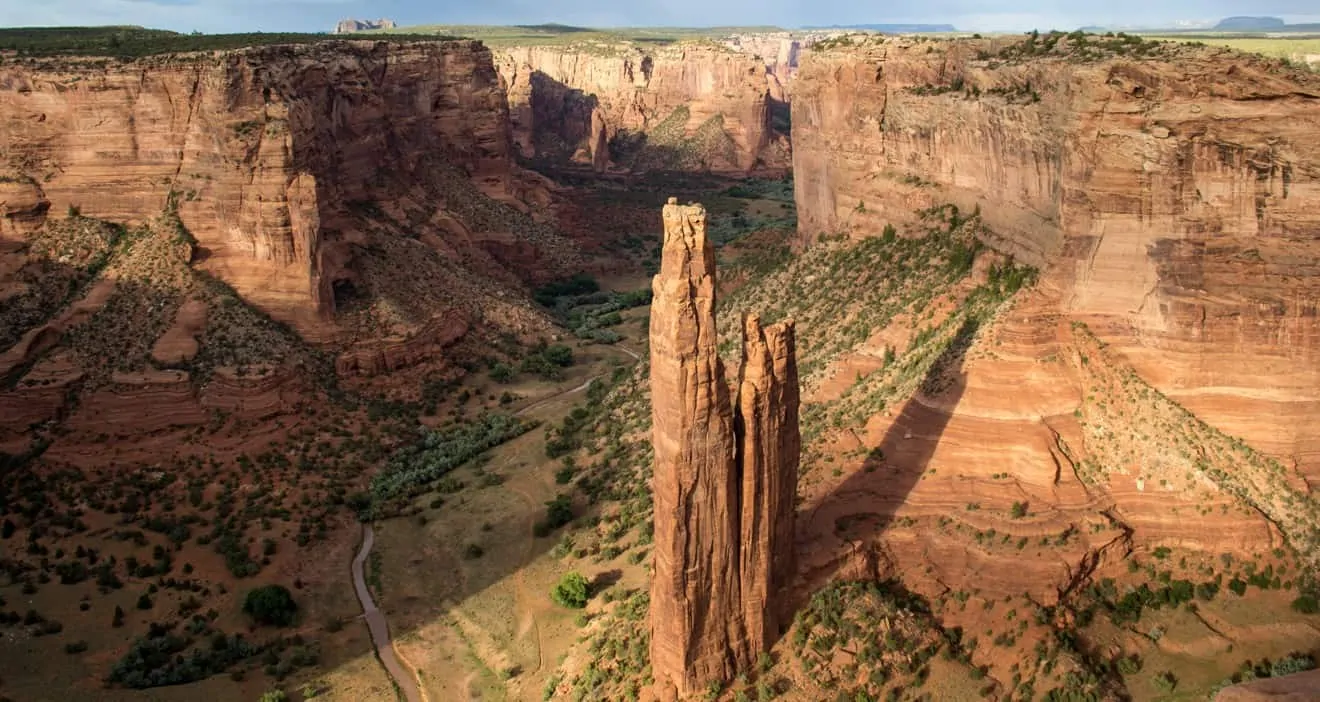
[3,0,1320,35]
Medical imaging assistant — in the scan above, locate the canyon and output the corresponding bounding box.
[792,35,1320,480]
[1,24,1319,702]
[494,42,792,174]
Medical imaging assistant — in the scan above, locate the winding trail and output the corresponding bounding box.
[351,525,423,702]
[348,341,644,699]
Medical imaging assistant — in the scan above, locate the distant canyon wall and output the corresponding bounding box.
[0,40,533,339]
[792,37,1320,472]
[494,43,790,174]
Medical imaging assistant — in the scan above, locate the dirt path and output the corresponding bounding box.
[516,344,640,415]
[351,525,423,702]
[352,341,644,698]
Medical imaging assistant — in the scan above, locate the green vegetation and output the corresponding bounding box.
[1142,35,1320,66]
[564,589,650,699]
[551,571,590,609]
[0,26,460,59]
[243,585,298,627]
[535,493,575,537]
[788,580,978,699]
[989,29,1168,63]
[369,413,536,510]
[532,273,650,344]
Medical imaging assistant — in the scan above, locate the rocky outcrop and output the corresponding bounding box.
[791,36,1320,476]
[1214,669,1320,700]
[649,198,799,697]
[735,314,800,653]
[0,40,564,340]
[494,45,786,173]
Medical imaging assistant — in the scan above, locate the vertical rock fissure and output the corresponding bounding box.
[650,197,799,698]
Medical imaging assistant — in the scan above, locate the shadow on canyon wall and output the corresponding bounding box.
[781,318,978,631]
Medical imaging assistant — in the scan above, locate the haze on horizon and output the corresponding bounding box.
[3,0,1320,36]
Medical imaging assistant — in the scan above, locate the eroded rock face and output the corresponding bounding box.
[649,198,798,697]
[736,314,800,653]
[0,40,535,338]
[791,37,1320,476]
[495,45,786,173]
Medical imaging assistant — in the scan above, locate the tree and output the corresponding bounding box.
[551,572,589,609]
[1010,502,1028,519]
[543,345,574,367]
[243,585,298,627]
[112,605,125,628]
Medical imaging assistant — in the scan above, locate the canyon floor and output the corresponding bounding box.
[4,168,1320,702]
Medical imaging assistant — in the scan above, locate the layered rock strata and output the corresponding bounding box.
[495,45,785,173]
[0,40,560,338]
[791,37,1320,476]
[649,198,799,697]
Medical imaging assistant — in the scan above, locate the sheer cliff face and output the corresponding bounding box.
[793,38,1320,474]
[495,45,784,173]
[649,199,798,697]
[0,41,522,337]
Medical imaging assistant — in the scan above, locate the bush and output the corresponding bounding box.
[551,572,589,609]
[534,494,574,537]
[1153,671,1177,693]
[1010,501,1028,519]
[1272,654,1316,677]
[64,640,89,654]
[1291,595,1320,614]
[243,585,297,627]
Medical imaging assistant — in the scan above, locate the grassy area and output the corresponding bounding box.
[0,26,460,59]
[1142,34,1320,63]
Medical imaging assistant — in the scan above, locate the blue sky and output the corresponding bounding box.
[4,0,1320,34]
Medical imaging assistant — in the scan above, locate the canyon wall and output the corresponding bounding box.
[649,198,798,697]
[0,40,554,339]
[792,37,1320,475]
[494,44,786,173]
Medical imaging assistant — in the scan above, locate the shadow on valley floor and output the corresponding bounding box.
[780,318,978,632]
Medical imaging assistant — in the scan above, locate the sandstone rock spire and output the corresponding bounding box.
[649,197,799,698]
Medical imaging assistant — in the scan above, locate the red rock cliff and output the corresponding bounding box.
[495,44,786,173]
[650,198,798,697]
[791,36,1320,476]
[0,40,549,339]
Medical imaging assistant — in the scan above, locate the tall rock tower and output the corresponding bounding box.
[649,197,800,698]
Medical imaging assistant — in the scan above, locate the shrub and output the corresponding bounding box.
[489,363,514,383]
[1271,654,1316,677]
[534,494,574,537]
[1010,501,1028,519]
[243,585,297,627]
[64,640,89,654]
[1291,595,1319,614]
[551,571,589,609]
